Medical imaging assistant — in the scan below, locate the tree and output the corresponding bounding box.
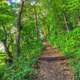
[16,0,24,56]
[0,1,15,63]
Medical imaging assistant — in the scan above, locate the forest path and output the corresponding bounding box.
[36,40,74,80]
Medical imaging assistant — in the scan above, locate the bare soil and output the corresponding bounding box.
[36,41,74,80]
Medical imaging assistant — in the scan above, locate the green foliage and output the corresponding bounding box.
[0,52,6,67]
[0,0,80,80]
[0,1,43,80]
[48,27,80,56]
[3,46,42,80]
[48,27,80,80]
[3,57,35,80]
[2,39,43,80]
[0,52,6,80]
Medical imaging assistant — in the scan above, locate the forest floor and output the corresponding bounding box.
[36,40,74,80]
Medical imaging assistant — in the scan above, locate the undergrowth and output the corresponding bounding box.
[48,27,80,80]
[0,41,43,80]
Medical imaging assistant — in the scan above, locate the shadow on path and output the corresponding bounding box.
[39,56,69,61]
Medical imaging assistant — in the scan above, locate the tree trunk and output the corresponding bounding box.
[33,6,40,40]
[16,0,24,56]
[64,14,70,32]
[3,41,13,64]
[77,16,80,26]
[2,24,13,64]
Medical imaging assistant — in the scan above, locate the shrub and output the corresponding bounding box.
[48,27,80,80]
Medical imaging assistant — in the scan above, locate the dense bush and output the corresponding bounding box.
[48,27,80,80]
[3,42,43,80]
[48,27,80,57]
[0,52,7,80]
[3,55,36,80]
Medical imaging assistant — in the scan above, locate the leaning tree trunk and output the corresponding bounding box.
[16,0,24,56]
[2,23,13,64]
[64,14,70,32]
[3,41,13,64]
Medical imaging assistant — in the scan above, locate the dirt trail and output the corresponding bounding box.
[36,41,74,80]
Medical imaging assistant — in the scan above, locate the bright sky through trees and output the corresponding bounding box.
[8,0,20,3]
